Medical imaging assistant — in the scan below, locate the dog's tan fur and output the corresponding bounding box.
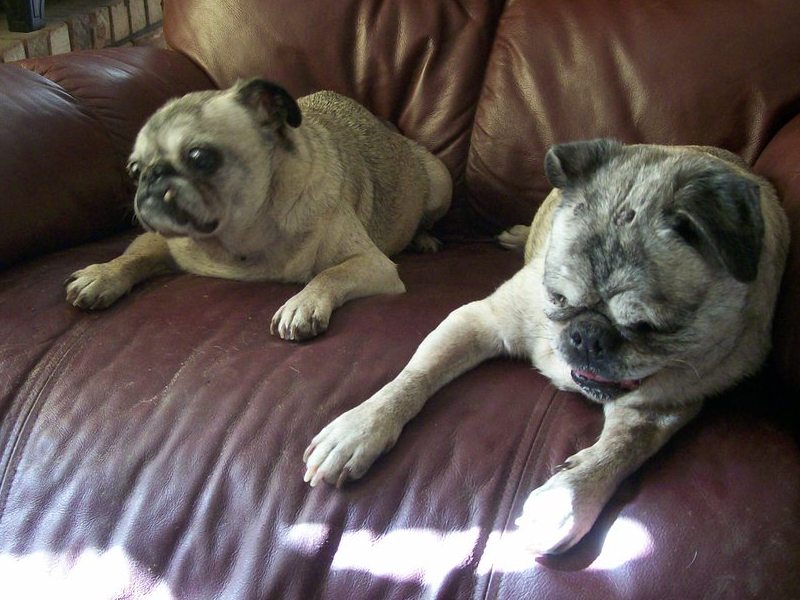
[303,141,789,554]
[65,81,452,340]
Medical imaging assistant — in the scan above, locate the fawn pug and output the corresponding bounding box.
[65,79,451,340]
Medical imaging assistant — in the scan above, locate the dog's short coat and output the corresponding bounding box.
[65,79,452,341]
[303,140,790,554]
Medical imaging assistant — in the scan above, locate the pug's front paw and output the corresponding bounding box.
[515,471,604,555]
[270,290,333,341]
[303,403,401,488]
[65,263,130,310]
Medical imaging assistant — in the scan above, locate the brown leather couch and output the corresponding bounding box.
[2,1,799,598]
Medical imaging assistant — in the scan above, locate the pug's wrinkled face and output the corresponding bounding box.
[127,80,301,239]
[541,140,764,402]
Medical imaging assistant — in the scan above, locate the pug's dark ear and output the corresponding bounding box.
[235,79,302,129]
[544,138,622,188]
[669,166,764,282]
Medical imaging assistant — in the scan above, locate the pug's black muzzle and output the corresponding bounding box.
[134,162,218,234]
[561,313,640,401]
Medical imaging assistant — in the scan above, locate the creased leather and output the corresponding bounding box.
[0,49,213,269]
[467,0,800,230]
[1,1,799,598]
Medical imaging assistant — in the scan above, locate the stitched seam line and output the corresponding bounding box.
[481,382,560,600]
[0,321,91,526]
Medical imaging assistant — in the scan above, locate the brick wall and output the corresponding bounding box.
[1,0,164,63]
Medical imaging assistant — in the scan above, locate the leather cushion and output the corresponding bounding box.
[467,0,800,230]
[0,48,213,269]
[0,236,797,598]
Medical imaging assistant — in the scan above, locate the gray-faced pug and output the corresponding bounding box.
[302,139,790,554]
[65,79,452,340]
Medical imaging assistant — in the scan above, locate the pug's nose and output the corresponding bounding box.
[143,161,177,185]
[567,317,621,360]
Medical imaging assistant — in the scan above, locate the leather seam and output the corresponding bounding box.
[0,321,91,526]
[481,382,560,600]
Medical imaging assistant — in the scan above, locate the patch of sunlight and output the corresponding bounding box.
[285,514,652,583]
[587,517,653,570]
[286,522,481,586]
[285,521,330,553]
[476,529,541,575]
[0,546,174,600]
[478,516,652,574]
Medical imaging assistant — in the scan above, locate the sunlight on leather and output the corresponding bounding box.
[285,521,331,553]
[331,527,481,586]
[476,529,540,575]
[286,523,481,585]
[587,517,653,570]
[479,516,653,573]
[0,546,174,600]
[287,515,652,581]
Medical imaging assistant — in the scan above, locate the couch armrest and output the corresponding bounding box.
[0,47,214,269]
[755,114,800,395]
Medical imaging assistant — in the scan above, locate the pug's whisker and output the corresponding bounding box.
[668,358,701,380]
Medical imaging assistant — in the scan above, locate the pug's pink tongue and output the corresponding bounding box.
[573,369,641,390]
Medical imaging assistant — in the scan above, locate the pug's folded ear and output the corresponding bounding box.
[669,165,764,283]
[544,138,622,188]
[234,79,302,129]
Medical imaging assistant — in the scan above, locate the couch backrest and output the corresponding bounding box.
[467,0,800,229]
[166,0,800,233]
[164,0,506,233]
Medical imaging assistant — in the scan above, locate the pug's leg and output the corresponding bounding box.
[408,230,443,253]
[496,225,530,252]
[517,401,701,555]
[270,250,406,341]
[406,152,452,254]
[303,298,506,486]
[421,151,452,225]
[65,232,176,310]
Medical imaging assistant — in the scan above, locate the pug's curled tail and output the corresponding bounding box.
[496,224,530,253]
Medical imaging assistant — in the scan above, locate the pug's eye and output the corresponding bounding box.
[548,291,567,307]
[127,161,141,182]
[630,320,656,334]
[185,146,222,174]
